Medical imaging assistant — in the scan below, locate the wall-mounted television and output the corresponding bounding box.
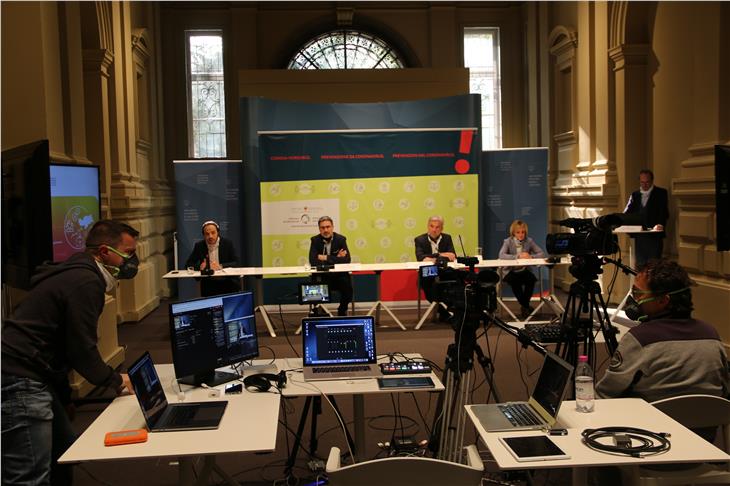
[2,140,101,290]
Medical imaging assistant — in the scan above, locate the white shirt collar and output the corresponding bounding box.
[95,259,116,293]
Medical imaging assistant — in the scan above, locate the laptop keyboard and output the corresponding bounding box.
[166,405,197,426]
[498,403,543,427]
[313,365,371,374]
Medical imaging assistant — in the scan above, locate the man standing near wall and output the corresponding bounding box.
[623,169,669,268]
[1,220,140,486]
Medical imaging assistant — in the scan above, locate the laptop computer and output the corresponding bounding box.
[471,351,574,432]
[302,316,380,381]
[128,351,228,432]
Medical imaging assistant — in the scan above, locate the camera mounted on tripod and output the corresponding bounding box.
[433,260,500,321]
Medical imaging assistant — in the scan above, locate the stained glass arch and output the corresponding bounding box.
[288,30,405,69]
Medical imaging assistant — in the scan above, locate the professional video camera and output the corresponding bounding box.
[433,258,500,318]
[545,214,624,256]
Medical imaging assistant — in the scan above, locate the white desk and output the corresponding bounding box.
[466,397,730,484]
[279,354,444,462]
[59,364,280,486]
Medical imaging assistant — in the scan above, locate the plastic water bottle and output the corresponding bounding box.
[575,355,595,413]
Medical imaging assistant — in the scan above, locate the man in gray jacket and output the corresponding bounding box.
[596,259,729,407]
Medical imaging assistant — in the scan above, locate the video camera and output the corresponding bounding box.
[545,213,633,256]
[431,259,500,318]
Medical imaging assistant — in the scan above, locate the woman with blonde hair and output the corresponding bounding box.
[498,220,545,318]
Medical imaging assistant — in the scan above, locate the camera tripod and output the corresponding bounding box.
[429,307,501,464]
[554,255,619,372]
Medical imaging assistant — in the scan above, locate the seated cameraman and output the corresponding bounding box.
[415,216,456,322]
[498,220,545,318]
[596,259,729,437]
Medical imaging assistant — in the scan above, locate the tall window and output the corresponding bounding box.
[464,27,502,149]
[186,31,226,158]
[288,30,405,69]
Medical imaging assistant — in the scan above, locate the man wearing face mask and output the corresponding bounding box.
[596,259,729,408]
[1,220,139,486]
[185,220,240,297]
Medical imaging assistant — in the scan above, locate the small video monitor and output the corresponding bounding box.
[298,282,330,305]
[420,264,439,279]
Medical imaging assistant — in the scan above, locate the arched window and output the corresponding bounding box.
[288,30,405,69]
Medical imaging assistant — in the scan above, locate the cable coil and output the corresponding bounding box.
[581,426,671,458]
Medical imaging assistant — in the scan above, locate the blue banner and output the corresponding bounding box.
[173,160,244,299]
[481,148,549,294]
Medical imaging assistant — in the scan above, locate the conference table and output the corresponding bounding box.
[58,363,281,486]
[466,397,730,485]
[163,257,569,336]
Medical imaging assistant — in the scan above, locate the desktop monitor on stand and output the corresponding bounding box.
[169,290,258,387]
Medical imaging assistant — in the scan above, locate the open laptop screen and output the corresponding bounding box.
[302,316,376,366]
[531,352,574,419]
[128,352,168,428]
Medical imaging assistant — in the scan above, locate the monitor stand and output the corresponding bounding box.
[179,369,239,387]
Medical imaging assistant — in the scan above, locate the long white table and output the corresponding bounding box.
[466,397,730,484]
[59,364,281,486]
[163,258,570,335]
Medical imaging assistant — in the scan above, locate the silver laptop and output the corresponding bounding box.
[128,351,227,432]
[471,351,573,432]
[302,316,380,381]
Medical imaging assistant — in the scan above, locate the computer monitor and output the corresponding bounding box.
[169,290,258,387]
[420,264,439,278]
[298,282,330,305]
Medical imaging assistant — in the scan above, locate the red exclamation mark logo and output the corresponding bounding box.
[454,130,474,174]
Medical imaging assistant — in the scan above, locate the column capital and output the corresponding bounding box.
[608,43,650,71]
[83,48,114,78]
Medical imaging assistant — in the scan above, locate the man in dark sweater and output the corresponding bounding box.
[2,220,140,486]
[308,216,352,316]
[623,169,669,268]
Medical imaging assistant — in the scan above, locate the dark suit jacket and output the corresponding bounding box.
[414,233,456,261]
[185,237,239,270]
[624,186,669,236]
[309,233,351,266]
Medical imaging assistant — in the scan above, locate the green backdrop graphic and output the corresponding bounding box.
[261,174,478,267]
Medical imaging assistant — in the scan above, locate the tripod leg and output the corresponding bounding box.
[474,344,501,404]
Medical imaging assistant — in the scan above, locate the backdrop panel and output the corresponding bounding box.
[173,160,244,300]
[480,148,549,297]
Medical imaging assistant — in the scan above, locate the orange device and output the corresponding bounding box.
[104,428,148,446]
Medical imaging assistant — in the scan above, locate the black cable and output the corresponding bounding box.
[277,302,300,358]
[581,426,671,457]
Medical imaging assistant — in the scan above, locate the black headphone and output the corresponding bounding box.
[243,371,287,392]
[201,220,220,235]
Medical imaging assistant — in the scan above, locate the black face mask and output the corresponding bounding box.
[104,246,139,280]
[623,295,649,322]
[116,253,139,279]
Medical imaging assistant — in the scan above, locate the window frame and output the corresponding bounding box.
[184,29,228,159]
[287,29,405,70]
[463,26,503,150]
